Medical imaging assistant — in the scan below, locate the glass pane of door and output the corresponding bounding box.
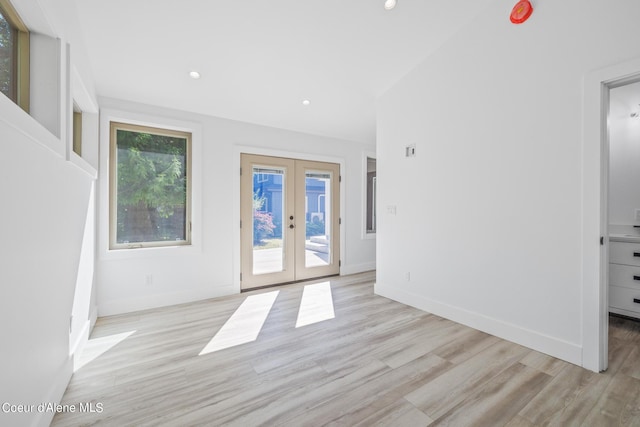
[304,171,331,268]
[253,167,285,275]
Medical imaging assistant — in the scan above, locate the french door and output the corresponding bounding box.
[240,154,340,290]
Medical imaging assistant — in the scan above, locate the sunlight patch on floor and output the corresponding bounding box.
[295,281,335,328]
[74,330,136,372]
[199,291,279,355]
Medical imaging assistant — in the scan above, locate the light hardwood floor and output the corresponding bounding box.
[53,272,640,426]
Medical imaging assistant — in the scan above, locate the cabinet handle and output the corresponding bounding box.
[634,298,640,304]
[635,276,640,281]
[634,252,640,257]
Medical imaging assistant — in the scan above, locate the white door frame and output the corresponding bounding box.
[232,145,346,292]
[582,57,640,372]
[240,154,297,288]
[239,154,341,289]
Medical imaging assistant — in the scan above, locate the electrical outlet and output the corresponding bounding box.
[145,274,153,286]
[405,272,411,281]
[387,205,397,215]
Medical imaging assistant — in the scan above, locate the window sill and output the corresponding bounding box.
[0,93,65,158]
[100,243,200,261]
[69,151,97,179]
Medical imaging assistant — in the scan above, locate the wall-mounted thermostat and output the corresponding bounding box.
[405,144,416,157]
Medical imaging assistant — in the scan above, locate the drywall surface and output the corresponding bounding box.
[0,1,99,425]
[0,98,95,426]
[97,98,376,316]
[609,85,640,225]
[376,0,640,367]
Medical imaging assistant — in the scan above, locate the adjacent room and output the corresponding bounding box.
[2,0,640,425]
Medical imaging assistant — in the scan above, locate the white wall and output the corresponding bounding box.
[0,99,96,427]
[376,0,640,369]
[609,87,640,226]
[0,1,98,426]
[97,98,376,316]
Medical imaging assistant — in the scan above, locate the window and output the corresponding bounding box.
[110,122,192,249]
[72,102,82,156]
[0,0,29,111]
[366,156,376,234]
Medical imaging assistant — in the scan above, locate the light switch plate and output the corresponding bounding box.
[405,144,416,157]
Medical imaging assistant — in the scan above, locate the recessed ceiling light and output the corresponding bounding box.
[384,0,397,10]
[302,99,310,106]
[189,71,201,79]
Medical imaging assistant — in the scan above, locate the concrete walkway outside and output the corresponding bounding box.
[253,247,330,275]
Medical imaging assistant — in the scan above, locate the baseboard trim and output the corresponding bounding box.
[375,282,582,366]
[89,305,98,329]
[31,358,73,427]
[341,262,376,276]
[69,319,91,364]
[98,285,237,317]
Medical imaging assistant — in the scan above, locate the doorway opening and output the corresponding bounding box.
[585,60,640,372]
[240,154,340,290]
[604,77,640,366]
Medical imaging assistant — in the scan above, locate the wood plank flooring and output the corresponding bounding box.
[53,272,640,426]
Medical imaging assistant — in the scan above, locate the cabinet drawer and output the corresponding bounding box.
[610,285,640,316]
[610,242,640,266]
[609,263,640,289]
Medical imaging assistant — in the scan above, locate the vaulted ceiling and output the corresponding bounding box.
[75,0,497,143]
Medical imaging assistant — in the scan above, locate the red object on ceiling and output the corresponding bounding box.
[510,0,533,24]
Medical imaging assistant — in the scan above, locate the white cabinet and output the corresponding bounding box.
[609,241,640,318]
